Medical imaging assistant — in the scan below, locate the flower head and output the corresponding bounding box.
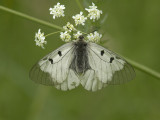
[60,31,71,42]
[35,29,47,49]
[63,22,75,32]
[87,31,102,43]
[49,2,65,19]
[72,12,87,26]
[73,31,82,39]
[85,2,102,21]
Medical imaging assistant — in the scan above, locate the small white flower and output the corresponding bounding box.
[35,29,47,49]
[60,31,71,42]
[72,12,87,26]
[73,31,82,39]
[49,2,65,19]
[63,22,75,32]
[85,2,102,21]
[87,31,102,43]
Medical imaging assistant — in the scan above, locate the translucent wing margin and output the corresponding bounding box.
[29,42,80,91]
[80,42,135,91]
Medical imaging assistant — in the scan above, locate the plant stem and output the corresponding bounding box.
[75,0,84,12]
[0,5,63,30]
[45,30,62,37]
[75,0,88,17]
[0,5,160,80]
[125,57,160,80]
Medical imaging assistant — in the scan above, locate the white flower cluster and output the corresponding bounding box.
[72,3,102,26]
[85,3,102,21]
[63,22,75,32]
[49,2,102,26]
[87,31,102,43]
[35,29,47,49]
[59,2,103,42]
[49,2,65,19]
[60,31,71,42]
[72,12,87,26]
[34,2,103,48]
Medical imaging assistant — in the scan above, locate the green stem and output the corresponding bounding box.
[75,0,84,12]
[0,5,63,30]
[0,5,160,80]
[125,57,160,80]
[75,0,88,17]
[45,30,62,37]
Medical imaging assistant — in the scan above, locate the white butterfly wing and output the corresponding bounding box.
[81,42,135,91]
[29,42,80,91]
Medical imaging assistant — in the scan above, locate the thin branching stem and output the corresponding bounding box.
[0,5,63,30]
[45,30,62,37]
[75,0,85,13]
[0,5,160,80]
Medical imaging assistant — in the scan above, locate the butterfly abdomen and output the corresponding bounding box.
[70,41,90,74]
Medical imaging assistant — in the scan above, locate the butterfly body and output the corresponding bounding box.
[30,36,135,91]
[71,39,90,74]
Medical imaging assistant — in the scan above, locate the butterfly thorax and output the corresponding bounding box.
[70,39,90,74]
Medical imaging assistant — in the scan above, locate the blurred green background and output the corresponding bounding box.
[0,0,160,120]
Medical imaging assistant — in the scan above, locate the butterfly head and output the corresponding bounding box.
[74,35,87,48]
[78,35,84,41]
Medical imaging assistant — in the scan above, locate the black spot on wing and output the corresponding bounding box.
[110,57,114,63]
[48,58,53,64]
[101,50,104,56]
[58,51,62,56]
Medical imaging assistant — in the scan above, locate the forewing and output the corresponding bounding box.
[29,42,80,91]
[81,42,135,91]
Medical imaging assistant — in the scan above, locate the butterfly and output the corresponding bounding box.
[29,36,135,91]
